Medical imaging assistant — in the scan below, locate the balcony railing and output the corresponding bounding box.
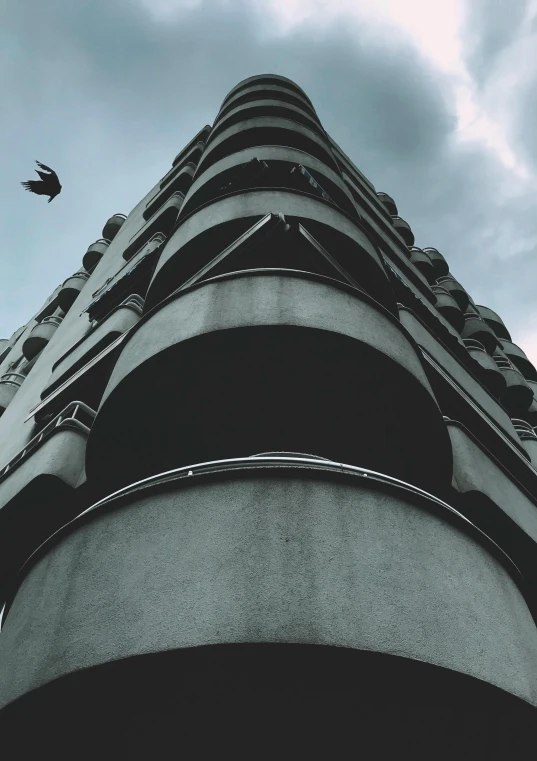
[0,402,95,484]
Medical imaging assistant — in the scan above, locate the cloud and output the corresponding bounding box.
[0,0,535,368]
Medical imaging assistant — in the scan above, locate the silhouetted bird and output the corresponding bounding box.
[21,161,62,202]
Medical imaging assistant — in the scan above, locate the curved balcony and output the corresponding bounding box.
[0,373,24,416]
[511,419,537,466]
[122,192,183,261]
[209,100,324,146]
[145,165,195,221]
[0,458,535,755]
[217,83,318,122]
[58,272,90,312]
[101,214,126,241]
[22,316,63,361]
[461,313,498,354]
[431,286,464,332]
[82,238,110,272]
[525,380,537,426]
[146,189,393,311]
[407,247,435,283]
[476,305,511,342]
[179,146,357,220]
[463,339,506,398]
[376,191,398,216]
[422,247,449,278]
[0,401,93,596]
[171,126,211,167]
[172,140,205,169]
[493,353,534,415]
[42,297,143,400]
[221,74,315,111]
[195,117,340,179]
[435,275,470,312]
[390,216,414,246]
[86,270,452,495]
[500,340,537,382]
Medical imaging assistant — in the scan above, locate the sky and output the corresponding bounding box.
[1,0,536,362]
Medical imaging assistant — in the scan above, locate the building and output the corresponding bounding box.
[0,74,536,757]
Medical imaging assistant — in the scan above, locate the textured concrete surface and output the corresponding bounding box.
[1,470,536,711]
[86,271,452,492]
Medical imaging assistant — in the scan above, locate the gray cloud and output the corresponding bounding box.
[0,0,535,360]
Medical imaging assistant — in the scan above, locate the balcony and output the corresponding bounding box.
[500,340,537,382]
[58,271,90,312]
[461,313,498,354]
[435,275,470,312]
[446,418,537,546]
[22,316,63,361]
[463,339,506,398]
[422,247,448,278]
[475,305,511,342]
[406,247,435,283]
[390,216,414,246]
[512,418,537,465]
[0,401,94,596]
[171,125,211,168]
[145,167,194,221]
[208,100,325,146]
[376,191,397,215]
[0,457,535,754]
[122,193,183,261]
[42,296,143,400]
[195,116,340,179]
[431,286,464,332]
[222,74,315,110]
[179,147,357,220]
[101,214,126,241]
[526,380,537,426]
[217,83,318,121]
[86,269,452,496]
[145,189,394,312]
[493,353,534,415]
[82,239,111,272]
[0,374,24,416]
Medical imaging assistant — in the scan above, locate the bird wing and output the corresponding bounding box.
[36,161,60,184]
[21,180,49,195]
[36,171,50,181]
[36,161,54,174]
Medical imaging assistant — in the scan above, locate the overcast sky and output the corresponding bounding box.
[1,0,536,362]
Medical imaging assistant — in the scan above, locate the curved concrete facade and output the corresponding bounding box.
[146,188,393,310]
[1,73,536,755]
[196,116,340,177]
[179,145,357,219]
[86,271,452,493]
[1,465,535,721]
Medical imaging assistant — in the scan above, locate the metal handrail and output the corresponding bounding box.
[0,401,95,482]
[86,238,110,249]
[0,372,25,386]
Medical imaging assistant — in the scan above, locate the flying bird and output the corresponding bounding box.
[21,161,62,202]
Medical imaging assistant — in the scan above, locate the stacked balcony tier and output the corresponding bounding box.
[0,459,535,755]
[85,269,452,495]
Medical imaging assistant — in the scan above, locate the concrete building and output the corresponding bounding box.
[0,74,536,756]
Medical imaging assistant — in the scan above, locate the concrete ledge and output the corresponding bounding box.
[85,271,452,493]
[1,463,536,718]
